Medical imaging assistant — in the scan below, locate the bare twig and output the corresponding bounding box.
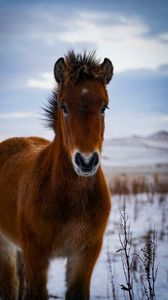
[138,229,159,300]
[48,294,62,299]
[118,198,134,300]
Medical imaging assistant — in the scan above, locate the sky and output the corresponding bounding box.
[0,0,168,140]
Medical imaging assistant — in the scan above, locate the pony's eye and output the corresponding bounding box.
[101,104,109,115]
[60,104,68,116]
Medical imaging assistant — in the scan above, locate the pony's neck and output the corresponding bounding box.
[51,112,74,177]
[51,134,75,179]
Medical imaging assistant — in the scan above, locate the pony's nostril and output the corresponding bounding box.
[74,151,99,172]
[90,152,99,168]
[74,152,84,168]
[75,153,80,166]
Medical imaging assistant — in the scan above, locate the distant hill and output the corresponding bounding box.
[148,130,168,140]
[105,131,168,143]
[102,130,168,173]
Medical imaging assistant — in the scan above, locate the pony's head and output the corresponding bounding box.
[46,51,113,176]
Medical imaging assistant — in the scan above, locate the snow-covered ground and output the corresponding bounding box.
[47,132,168,299]
[47,193,168,299]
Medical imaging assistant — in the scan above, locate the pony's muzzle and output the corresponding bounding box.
[73,151,100,176]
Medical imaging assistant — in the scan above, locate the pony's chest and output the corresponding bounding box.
[51,194,106,257]
[54,215,96,256]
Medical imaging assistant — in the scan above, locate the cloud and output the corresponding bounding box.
[0,112,36,119]
[1,5,168,74]
[58,11,149,42]
[158,32,168,44]
[159,115,168,122]
[157,64,168,74]
[55,11,168,72]
[0,2,168,138]
[27,72,54,89]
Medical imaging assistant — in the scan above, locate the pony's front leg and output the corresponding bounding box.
[65,240,102,300]
[22,245,49,300]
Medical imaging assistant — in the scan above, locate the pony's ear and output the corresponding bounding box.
[54,57,66,84]
[101,58,113,84]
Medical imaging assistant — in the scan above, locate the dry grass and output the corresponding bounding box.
[109,174,168,197]
[107,198,160,300]
[107,174,168,299]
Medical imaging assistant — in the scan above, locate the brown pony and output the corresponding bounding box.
[0,51,113,300]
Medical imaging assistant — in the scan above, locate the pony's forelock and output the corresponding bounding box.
[64,50,103,85]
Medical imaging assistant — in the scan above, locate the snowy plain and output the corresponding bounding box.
[47,132,168,299]
[1,132,167,299]
[47,193,168,299]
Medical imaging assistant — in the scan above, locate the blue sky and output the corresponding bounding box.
[0,0,168,139]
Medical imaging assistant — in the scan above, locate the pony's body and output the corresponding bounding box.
[0,136,109,253]
[0,51,113,300]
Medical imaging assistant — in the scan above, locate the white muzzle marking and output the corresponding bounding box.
[72,149,100,177]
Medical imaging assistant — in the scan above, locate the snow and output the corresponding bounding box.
[48,194,168,299]
[46,134,168,299]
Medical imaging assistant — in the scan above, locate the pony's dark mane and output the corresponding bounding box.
[43,50,102,131]
[43,89,58,131]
